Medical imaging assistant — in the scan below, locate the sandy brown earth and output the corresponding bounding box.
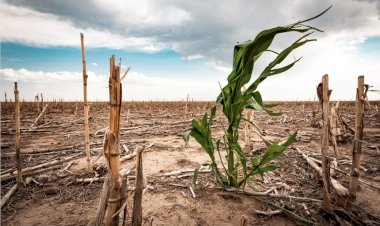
[1,101,380,225]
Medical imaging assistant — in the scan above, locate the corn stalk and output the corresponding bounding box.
[184,7,330,188]
[14,82,23,185]
[320,74,333,211]
[80,33,92,172]
[104,55,122,226]
[348,75,365,206]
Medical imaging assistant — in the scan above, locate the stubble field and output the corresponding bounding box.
[1,101,380,225]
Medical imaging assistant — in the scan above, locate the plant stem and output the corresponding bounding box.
[227,127,238,186]
[348,76,365,206]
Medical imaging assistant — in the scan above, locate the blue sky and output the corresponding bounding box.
[1,0,379,101]
[357,36,380,57]
[1,42,217,78]
[1,42,224,101]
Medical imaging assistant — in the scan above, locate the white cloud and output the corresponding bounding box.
[90,62,98,66]
[257,36,380,101]
[139,44,167,53]
[2,0,380,61]
[182,54,204,60]
[120,71,220,100]
[208,60,232,73]
[0,68,220,101]
[1,0,380,101]
[0,68,82,82]
[0,2,163,51]
[143,6,191,27]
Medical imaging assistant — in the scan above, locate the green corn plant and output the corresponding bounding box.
[184,7,331,188]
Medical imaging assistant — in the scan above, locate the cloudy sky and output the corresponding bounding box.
[1,0,379,101]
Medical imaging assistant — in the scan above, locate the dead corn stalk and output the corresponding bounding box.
[0,153,81,182]
[132,147,144,226]
[296,148,349,198]
[40,93,45,123]
[120,171,130,226]
[14,82,23,185]
[74,102,78,116]
[61,99,64,113]
[95,173,111,226]
[318,74,333,212]
[184,94,189,119]
[0,184,18,208]
[126,108,130,124]
[348,75,366,206]
[104,55,123,226]
[80,33,92,172]
[30,104,49,128]
[35,92,40,113]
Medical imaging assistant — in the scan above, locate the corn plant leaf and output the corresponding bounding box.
[251,157,260,167]
[245,92,282,116]
[270,57,301,75]
[190,120,214,159]
[246,101,264,112]
[264,109,282,116]
[296,5,332,24]
[282,131,298,147]
[264,103,280,108]
[260,131,297,165]
[190,129,209,153]
[253,165,277,176]
[193,165,200,185]
[191,120,206,137]
[183,130,191,146]
[210,106,217,124]
[246,39,315,94]
[260,142,282,165]
[251,91,263,106]
[202,112,208,125]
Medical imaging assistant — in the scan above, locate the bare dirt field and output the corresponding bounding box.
[1,101,380,225]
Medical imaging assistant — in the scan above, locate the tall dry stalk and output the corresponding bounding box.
[105,55,122,226]
[184,94,189,119]
[348,75,365,205]
[320,74,333,211]
[35,93,40,113]
[74,102,78,116]
[126,108,130,124]
[80,33,92,172]
[40,93,45,124]
[60,99,64,113]
[14,82,23,185]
